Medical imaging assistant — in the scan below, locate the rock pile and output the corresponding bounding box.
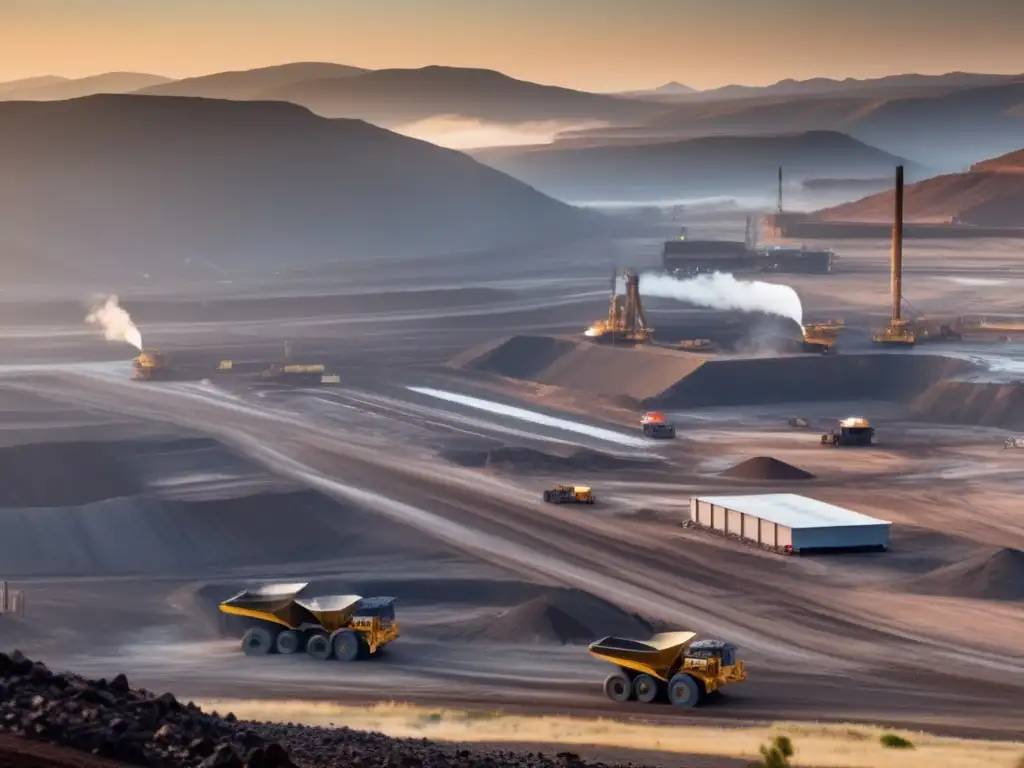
[0,651,651,768]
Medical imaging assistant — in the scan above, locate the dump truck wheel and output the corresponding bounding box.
[275,630,300,655]
[603,674,632,703]
[667,674,701,708]
[632,674,659,704]
[331,629,363,662]
[306,633,331,660]
[241,627,274,657]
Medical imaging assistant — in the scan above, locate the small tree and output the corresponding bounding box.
[755,735,794,767]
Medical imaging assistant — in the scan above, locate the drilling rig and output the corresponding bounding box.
[872,165,916,347]
[584,269,652,344]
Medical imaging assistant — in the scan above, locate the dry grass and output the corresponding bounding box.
[195,699,1024,768]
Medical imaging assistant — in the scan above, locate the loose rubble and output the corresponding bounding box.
[0,651,653,768]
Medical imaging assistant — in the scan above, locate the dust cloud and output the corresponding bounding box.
[85,295,143,350]
[639,271,804,326]
[393,115,608,149]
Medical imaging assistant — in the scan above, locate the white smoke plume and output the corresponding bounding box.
[638,271,804,326]
[85,295,143,350]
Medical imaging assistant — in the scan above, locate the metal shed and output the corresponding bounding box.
[690,493,890,554]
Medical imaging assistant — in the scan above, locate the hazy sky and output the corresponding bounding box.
[3,0,1023,91]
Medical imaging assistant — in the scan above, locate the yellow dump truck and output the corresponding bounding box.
[131,349,169,380]
[821,417,874,447]
[543,485,595,504]
[589,631,746,707]
[218,582,399,661]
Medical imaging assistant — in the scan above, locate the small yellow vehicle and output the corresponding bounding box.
[218,582,399,661]
[588,631,746,707]
[543,485,595,504]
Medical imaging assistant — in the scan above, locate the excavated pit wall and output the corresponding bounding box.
[458,334,980,407]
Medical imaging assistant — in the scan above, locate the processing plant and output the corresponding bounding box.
[218,582,399,661]
[588,631,746,707]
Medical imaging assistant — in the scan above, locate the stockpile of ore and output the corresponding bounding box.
[0,651,651,768]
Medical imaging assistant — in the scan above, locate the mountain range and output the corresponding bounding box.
[3,62,1023,188]
[0,95,602,284]
[471,131,919,203]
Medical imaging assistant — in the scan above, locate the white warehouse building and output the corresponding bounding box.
[690,493,890,554]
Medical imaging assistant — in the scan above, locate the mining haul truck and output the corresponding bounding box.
[821,417,874,447]
[218,582,399,661]
[543,485,595,504]
[641,411,676,439]
[131,349,169,381]
[589,631,746,707]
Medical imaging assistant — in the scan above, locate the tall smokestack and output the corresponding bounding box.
[777,166,783,213]
[891,165,904,322]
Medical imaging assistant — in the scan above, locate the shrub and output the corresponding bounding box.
[756,735,794,767]
[880,732,914,749]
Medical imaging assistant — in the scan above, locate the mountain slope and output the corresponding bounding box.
[258,66,663,126]
[0,72,172,100]
[135,62,368,100]
[0,95,602,283]
[811,147,1024,227]
[471,130,917,203]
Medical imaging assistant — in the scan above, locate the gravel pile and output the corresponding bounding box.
[0,650,651,768]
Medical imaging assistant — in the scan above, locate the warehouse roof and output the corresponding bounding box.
[693,493,890,529]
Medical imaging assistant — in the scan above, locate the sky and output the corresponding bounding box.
[2,0,1023,91]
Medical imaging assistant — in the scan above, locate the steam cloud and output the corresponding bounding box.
[85,295,143,350]
[638,271,804,326]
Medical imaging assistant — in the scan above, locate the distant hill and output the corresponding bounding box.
[0,95,603,284]
[471,130,917,203]
[617,81,698,100]
[135,62,368,100]
[0,72,172,100]
[637,78,1024,171]
[695,72,1019,101]
[0,75,69,95]
[811,147,1024,227]
[254,66,663,126]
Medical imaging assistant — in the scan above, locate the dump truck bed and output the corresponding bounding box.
[589,631,697,681]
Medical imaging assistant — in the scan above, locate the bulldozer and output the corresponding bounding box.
[131,349,169,381]
[641,411,676,439]
[218,582,399,661]
[821,417,874,447]
[589,631,746,707]
[543,485,595,504]
[584,269,651,344]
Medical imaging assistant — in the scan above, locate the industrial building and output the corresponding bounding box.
[689,493,890,554]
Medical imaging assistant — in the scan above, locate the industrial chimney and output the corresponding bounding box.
[891,165,904,322]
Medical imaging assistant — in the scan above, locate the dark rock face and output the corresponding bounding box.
[0,651,652,768]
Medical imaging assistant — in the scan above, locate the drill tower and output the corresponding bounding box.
[584,269,652,343]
